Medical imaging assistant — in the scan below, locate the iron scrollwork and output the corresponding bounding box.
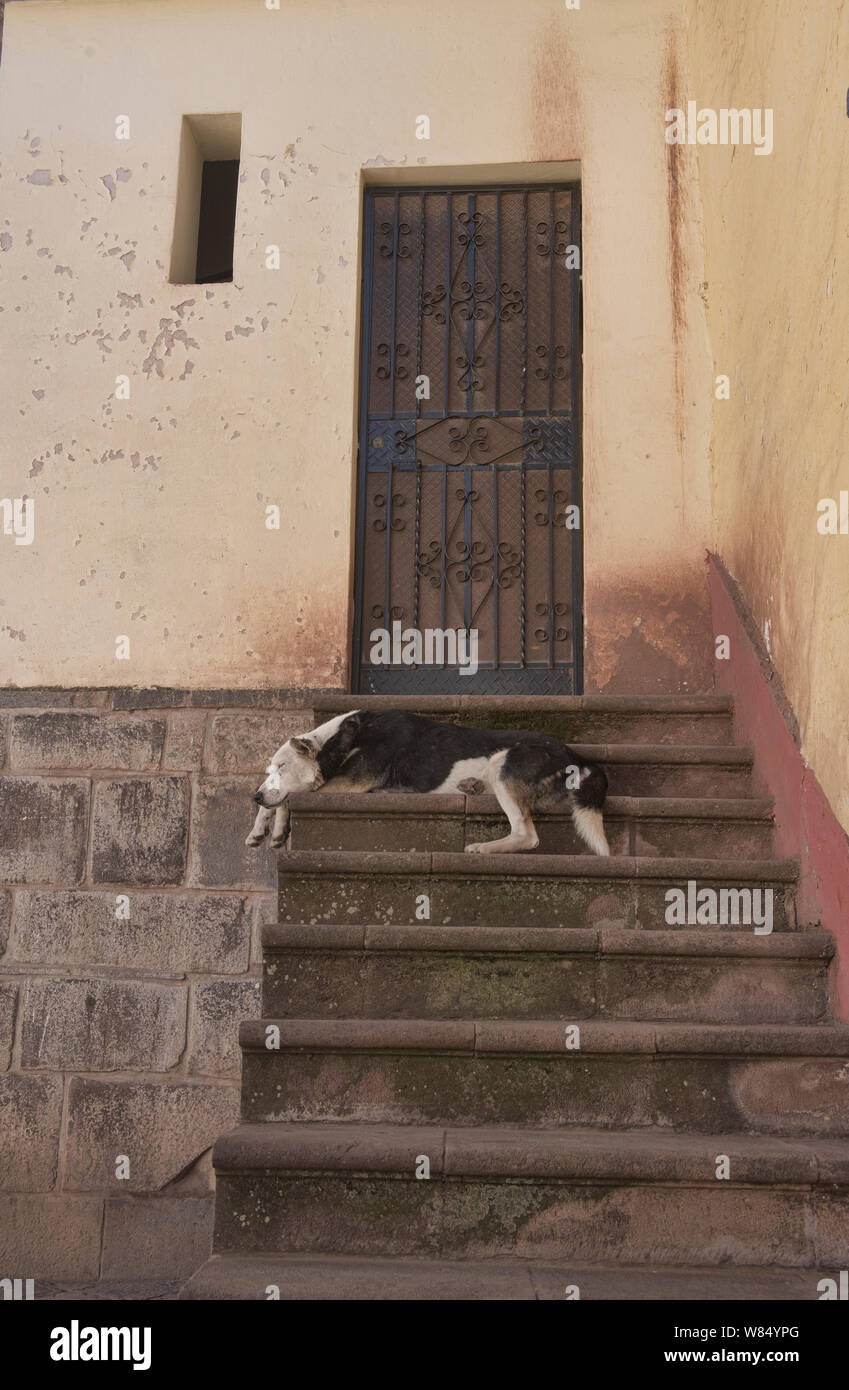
[376,342,410,380]
[371,491,407,533]
[419,209,525,393]
[535,218,571,257]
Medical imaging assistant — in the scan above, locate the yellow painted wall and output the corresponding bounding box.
[0,0,713,690]
[685,0,849,833]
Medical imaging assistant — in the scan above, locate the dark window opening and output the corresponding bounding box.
[195,159,239,283]
[169,114,241,285]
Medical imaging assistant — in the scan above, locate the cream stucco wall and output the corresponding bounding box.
[685,0,849,834]
[0,0,713,690]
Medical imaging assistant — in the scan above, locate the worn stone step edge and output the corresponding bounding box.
[262,923,833,958]
[556,744,752,765]
[277,850,798,881]
[312,695,735,715]
[240,1018,849,1056]
[288,792,775,823]
[212,1122,849,1184]
[179,1252,832,1301]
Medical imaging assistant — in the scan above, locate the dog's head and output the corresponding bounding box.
[253,736,323,807]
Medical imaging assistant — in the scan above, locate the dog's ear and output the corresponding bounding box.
[290,736,319,760]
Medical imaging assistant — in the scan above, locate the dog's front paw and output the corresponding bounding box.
[245,833,266,848]
[269,837,288,850]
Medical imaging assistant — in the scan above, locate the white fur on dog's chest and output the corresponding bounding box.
[434,752,504,794]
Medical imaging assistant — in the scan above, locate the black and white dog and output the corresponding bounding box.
[246,710,609,856]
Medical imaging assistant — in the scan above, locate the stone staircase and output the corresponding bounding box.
[181,695,849,1300]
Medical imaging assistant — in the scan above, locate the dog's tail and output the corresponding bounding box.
[571,763,610,856]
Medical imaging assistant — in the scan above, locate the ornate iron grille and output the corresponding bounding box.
[352,183,583,693]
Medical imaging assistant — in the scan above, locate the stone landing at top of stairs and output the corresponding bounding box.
[182,695,847,1301]
[310,693,738,747]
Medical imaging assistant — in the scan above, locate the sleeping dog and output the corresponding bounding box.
[246,709,609,856]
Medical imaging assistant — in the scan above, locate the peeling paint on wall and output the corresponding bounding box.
[0,0,714,691]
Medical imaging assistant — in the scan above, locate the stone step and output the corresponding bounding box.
[261,925,833,1024]
[311,694,735,746]
[577,745,753,797]
[180,1251,834,1301]
[238,1020,849,1133]
[209,1123,849,1266]
[278,851,800,930]
[288,792,775,858]
[301,734,753,798]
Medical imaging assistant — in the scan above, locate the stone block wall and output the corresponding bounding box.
[0,687,320,1281]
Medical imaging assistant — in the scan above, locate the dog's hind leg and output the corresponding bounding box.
[570,765,610,856]
[465,755,539,854]
[245,806,273,847]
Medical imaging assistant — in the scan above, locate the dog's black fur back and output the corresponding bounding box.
[248,708,610,855]
[316,709,607,810]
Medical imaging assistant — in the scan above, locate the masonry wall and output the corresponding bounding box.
[0,689,313,1279]
[0,0,715,695]
[685,0,849,838]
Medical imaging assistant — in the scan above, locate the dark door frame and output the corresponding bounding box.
[351,180,583,695]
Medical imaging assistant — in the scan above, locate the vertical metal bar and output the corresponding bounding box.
[440,463,448,656]
[492,464,499,669]
[463,193,474,633]
[548,187,555,417]
[570,182,584,694]
[415,194,426,423]
[465,192,475,416]
[384,462,393,650]
[495,191,501,416]
[547,467,555,670]
[440,193,451,651]
[463,479,472,635]
[547,187,555,669]
[519,190,528,665]
[413,194,425,634]
[492,191,501,674]
[351,191,376,693]
[389,190,399,418]
[520,462,526,669]
[443,192,451,419]
[383,193,399,642]
[413,462,421,632]
[521,190,528,417]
